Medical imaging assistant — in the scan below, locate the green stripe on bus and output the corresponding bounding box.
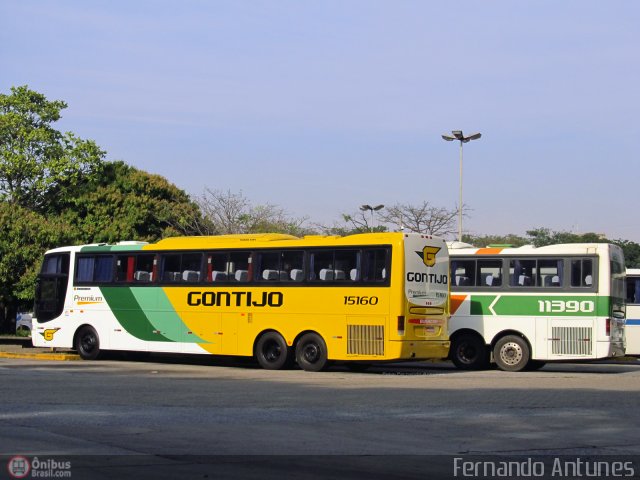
[469,295,609,316]
[100,287,172,342]
[80,245,146,252]
[129,288,206,343]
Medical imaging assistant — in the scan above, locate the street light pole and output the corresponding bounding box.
[360,204,384,232]
[441,130,481,243]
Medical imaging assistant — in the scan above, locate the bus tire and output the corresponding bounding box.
[255,332,292,370]
[493,335,530,372]
[450,333,489,370]
[75,326,102,360]
[295,333,328,372]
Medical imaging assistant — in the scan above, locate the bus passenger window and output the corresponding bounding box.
[116,256,134,282]
[627,277,640,304]
[134,254,156,283]
[281,250,304,282]
[539,259,563,287]
[451,259,475,286]
[309,251,333,281]
[571,259,594,288]
[478,260,501,287]
[335,250,358,282]
[228,251,251,282]
[76,256,114,283]
[363,248,388,282]
[206,253,227,282]
[510,259,536,287]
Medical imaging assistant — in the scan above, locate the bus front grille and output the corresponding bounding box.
[550,326,593,356]
[347,325,385,356]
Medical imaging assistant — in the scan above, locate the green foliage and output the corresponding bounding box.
[525,227,606,247]
[0,203,75,327]
[56,161,202,243]
[611,239,640,268]
[0,85,105,211]
[463,233,529,248]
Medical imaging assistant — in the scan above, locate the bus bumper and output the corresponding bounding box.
[389,340,451,361]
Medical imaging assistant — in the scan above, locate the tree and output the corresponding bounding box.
[612,239,640,268]
[191,188,311,236]
[0,203,75,331]
[57,161,203,243]
[463,233,529,248]
[0,85,105,211]
[378,202,459,236]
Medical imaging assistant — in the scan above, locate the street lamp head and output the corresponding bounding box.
[466,132,482,141]
[373,204,384,211]
[360,204,372,211]
[442,130,482,143]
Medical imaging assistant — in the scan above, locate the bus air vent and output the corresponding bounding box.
[347,325,385,356]
[551,326,593,356]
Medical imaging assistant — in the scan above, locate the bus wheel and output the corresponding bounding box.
[451,334,489,370]
[255,332,292,370]
[493,335,530,372]
[295,333,328,372]
[75,326,102,360]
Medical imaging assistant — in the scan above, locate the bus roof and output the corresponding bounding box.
[46,232,445,254]
[449,243,616,256]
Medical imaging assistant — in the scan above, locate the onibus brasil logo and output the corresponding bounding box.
[7,456,30,478]
[7,456,72,478]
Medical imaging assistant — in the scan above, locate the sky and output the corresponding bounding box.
[2,1,639,241]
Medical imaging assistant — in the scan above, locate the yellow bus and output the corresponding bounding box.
[32,233,450,371]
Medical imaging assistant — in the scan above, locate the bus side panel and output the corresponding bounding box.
[626,305,640,355]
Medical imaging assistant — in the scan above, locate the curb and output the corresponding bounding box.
[0,352,80,361]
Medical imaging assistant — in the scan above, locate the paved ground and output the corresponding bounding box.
[0,336,78,360]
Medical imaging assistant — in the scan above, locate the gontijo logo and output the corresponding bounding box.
[40,328,60,341]
[416,246,441,267]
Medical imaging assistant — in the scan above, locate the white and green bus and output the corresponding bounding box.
[448,243,626,371]
[625,268,640,356]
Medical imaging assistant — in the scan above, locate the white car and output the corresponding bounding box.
[16,312,33,335]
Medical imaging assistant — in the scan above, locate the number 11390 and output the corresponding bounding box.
[538,300,594,313]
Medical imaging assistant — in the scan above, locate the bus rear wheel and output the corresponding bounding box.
[296,333,328,372]
[450,333,489,370]
[493,335,530,372]
[75,326,102,360]
[255,332,292,370]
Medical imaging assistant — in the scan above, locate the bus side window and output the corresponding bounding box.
[116,255,134,282]
[309,251,333,281]
[510,259,536,287]
[281,250,304,282]
[206,253,228,282]
[363,248,388,282]
[335,250,358,282]
[478,259,501,287]
[451,259,475,287]
[627,277,640,304]
[134,254,156,283]
[571,258,594,288]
